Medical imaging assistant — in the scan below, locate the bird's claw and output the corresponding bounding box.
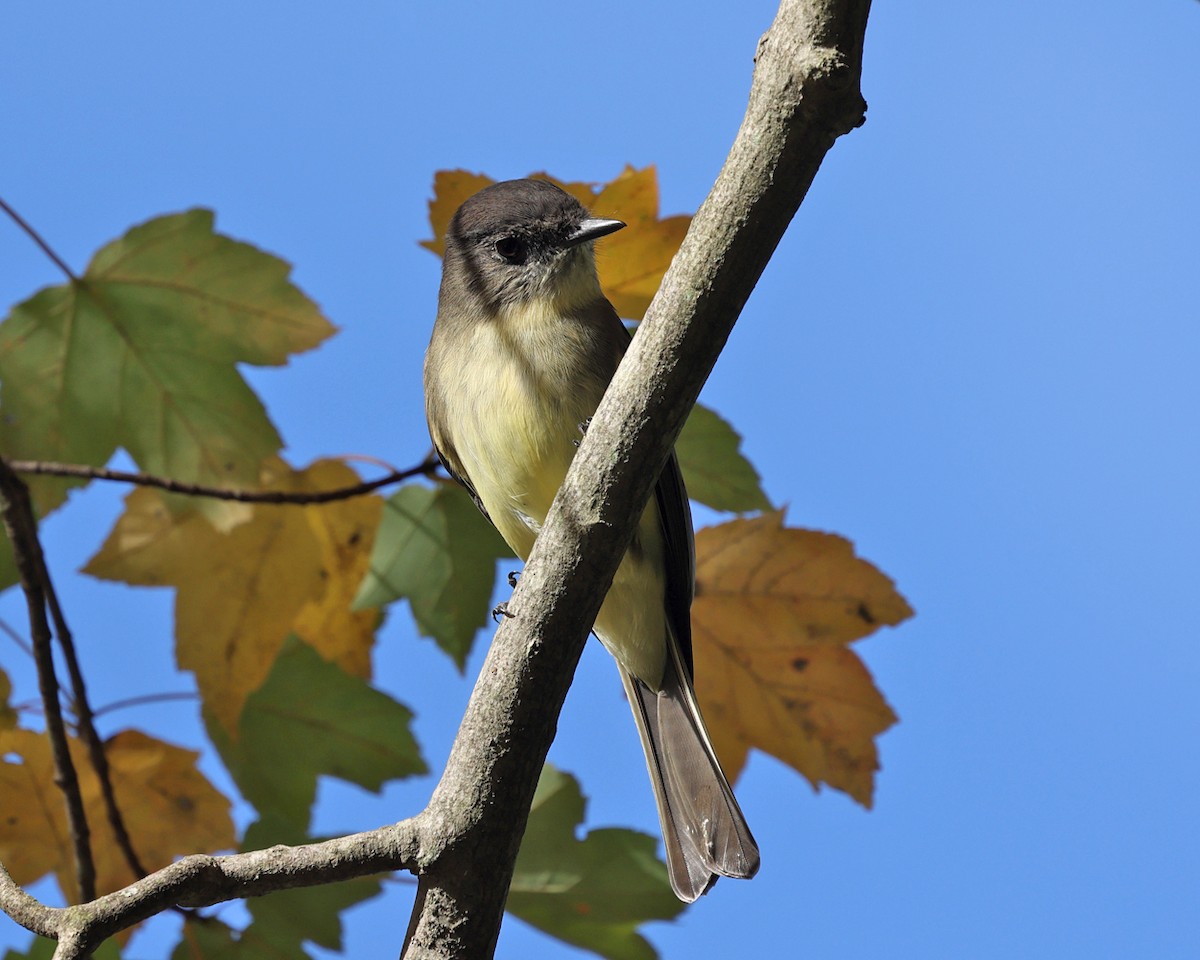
[492,601,515,623]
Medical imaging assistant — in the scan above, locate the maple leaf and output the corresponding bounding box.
[691,511,913,806]
[209,637,426,828]
[421,166,689,320]
[507,765,683,960]
[420,170,499,258]
[353,482,514,669]
[0,210,334,526]
[0,728,234,903]
[83,457,382,734]
[676,404,772,513]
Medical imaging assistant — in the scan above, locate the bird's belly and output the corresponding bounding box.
[452,318,596,553]
[454,316,668,687]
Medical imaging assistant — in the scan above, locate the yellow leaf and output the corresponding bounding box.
[84,458,382,734]
[0,728,234,902]
[420,170,498,257]
[421,166,690,320]
[692,512,913,807]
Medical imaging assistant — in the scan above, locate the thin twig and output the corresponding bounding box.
[91,691,199,719]
[0,460,96,903]
[39,556,150,880]
[5,457,440,504]
[0,196,79,282]
[0,818,425,957]
[0,617,34,657]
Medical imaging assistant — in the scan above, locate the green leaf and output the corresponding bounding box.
[178,921,310,960]
[208,636,426,828]
[5,938,119,960]
[0,209,335,522]
[676,404,771,513]
[507,766,684,960]
[354,483,514,669]
[171,920,247,960]
[168,821,382,960]
[2,937,54,960]
[246,876,382,953]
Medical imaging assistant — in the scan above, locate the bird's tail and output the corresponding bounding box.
[619,638,760,901]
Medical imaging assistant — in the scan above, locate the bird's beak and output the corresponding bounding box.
[566,217,626,247]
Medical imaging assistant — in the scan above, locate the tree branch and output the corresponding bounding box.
[0,461,96,903]
[0,821,426,960]
[400,0,872,955]
[4,457,438,504]
[44,563,150,881]
[0,1,872,955]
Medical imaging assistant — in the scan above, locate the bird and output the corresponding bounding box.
[423,177,759,901]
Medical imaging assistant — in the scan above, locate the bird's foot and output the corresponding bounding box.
[492,601,515,623]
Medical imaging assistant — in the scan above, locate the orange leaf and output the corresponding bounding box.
[84,457,382,734]
[692,511,913,806]
[421,166,690,320]
[0,728,234,902]
[420,170,497,257]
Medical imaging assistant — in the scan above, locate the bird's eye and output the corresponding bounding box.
[494,236,526,264]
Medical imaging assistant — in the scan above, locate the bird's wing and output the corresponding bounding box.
[655,449,696,678]
[430,433,493,525]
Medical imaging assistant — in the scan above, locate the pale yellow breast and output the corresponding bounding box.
[445,298,668,687]
[452,299,608,557]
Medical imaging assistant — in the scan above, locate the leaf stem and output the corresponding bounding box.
[0,617,34,658]
[92,691,199,718]
[0,196,79,282]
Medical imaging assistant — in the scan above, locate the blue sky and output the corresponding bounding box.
[2,2,1198,958]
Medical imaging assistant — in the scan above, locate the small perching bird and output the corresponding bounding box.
[423,178,759,901]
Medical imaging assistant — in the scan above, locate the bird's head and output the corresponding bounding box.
[443,178,625,316]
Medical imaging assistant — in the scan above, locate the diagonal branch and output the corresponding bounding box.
[42,559,150,880]
[0,2,872,956]
[0,460,96,903]
[400,0,872,955]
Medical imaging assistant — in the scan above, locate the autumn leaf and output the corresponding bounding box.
[691,511,913,806]
[354,483,513,669]
[565,166,690,321]
[0,210,334,525]
[677,404,772,513]
[506,765,683,960]
[421,166,689,320]
[83,457,382,734]
[420,170,499,258]
[208,637,426,828]
[0,727,234,903]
